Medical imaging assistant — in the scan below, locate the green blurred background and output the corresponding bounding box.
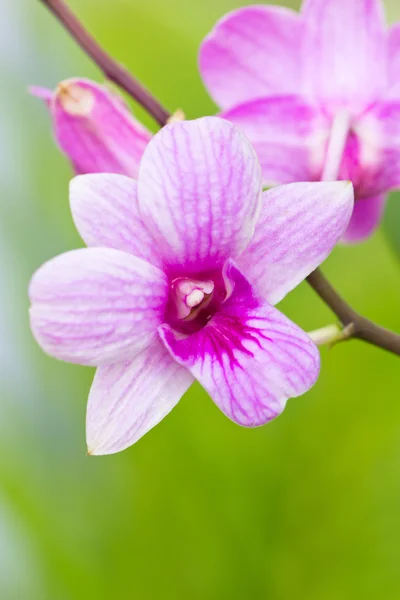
[3,0,400,598]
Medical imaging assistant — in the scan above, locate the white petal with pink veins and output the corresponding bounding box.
[86,340,194,455]
[238,181,354,304]
[199,6,304,109]
[222,95,328,186]
[29,248,168,366]
[70,173,161,267]
[301,0,387,109]
[137,117,262,275]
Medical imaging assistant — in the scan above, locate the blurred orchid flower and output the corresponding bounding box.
[200,0,400,243]
[30,78,151,177]
[29,117,353,455]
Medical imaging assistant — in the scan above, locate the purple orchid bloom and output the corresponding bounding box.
[30,78,151,177]
[199,0,400,243]
[29,117,353,455]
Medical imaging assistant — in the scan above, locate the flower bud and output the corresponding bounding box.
[30,78,152,177]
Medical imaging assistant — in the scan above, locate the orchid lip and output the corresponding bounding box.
[165,273,227,334]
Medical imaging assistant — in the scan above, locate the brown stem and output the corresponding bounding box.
[39,0,171,126]
[307,269,400,356]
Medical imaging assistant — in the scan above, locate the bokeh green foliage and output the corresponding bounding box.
[2,0,400,598]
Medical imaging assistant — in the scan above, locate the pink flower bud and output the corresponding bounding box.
[30,78,151,177]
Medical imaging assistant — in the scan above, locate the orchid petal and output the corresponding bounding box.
[388,24,400,97]
[86,340,193,455]
[344,102,400,198]
[369,102,400,194]
[302,0,387,109]
[238,181,354,304]
[29,248,167,366]
[342,195,386,244]
[48,78,151,176]
[70,174,160,267]
[199,6,303,110]
[222,96,328,185]
[159,262,320,427]
[138,117,262,274]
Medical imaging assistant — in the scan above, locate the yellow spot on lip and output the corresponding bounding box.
[56,82,95,116]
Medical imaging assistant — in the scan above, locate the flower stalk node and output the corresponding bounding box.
[167,109,186,124]
[308,324,341,347]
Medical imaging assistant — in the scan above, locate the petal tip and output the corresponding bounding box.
[326,180,355,208]
[28,85,53,101]
[86,444,110,456]
[85,436,134,457]
[55,79,95,116]
[343,180,354,191]
[86,440,110,456]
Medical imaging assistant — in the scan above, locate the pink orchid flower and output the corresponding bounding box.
[29,117,353,455]
[200,0,400,243]
[30,78,151,177]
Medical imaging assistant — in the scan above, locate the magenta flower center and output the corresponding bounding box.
[165,274,226,334]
